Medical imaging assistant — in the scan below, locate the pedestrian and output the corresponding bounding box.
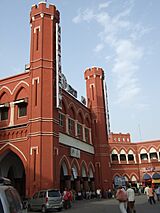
[86,190,90,199]
[155,186,160,201]
[116,186,128,213]
[68,189,73,208]
[77,191,82,200]
[126,185,136,213]
[148,186,156,205]
[96,188,101,199]
[108,188,112,199]
[144,185,149,202]
[63,188,70,209]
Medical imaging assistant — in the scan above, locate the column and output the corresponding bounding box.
[157,152,160,161]
[118,154,120,164]
[89,128,92,144]
[90,178,95,192]
[82,124,85,141]
[110,154,112,163]
[147,153,150,163]
[138,154,141,164]
[75,120,78,137]
[9,102,14,126]
[134,154,137,163]
[75,176,81,193]
[65,114,69,134]
[64,175,71,190]
[83,177,89,191]
[126,154,129,164]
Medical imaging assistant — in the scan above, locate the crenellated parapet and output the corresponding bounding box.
[30,2,60,23]
[84,67,104,80]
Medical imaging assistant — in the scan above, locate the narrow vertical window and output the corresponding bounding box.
[85,128,89,143]
[91,85,94,100]
[36,28,39,51]
[18,103,27,117]
[35,79,38,106]
[0,107,8,121]
[59,113,64,126]
[33,149,36,181]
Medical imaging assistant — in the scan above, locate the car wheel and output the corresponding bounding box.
[41,205,46,213]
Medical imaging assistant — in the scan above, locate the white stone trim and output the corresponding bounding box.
[30,146,39,155]
[34,26,40,33]
[32,77,40,85]
[59,133,94,154]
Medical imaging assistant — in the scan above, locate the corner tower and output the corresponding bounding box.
[28,2,60,195]
[84,67,112,190]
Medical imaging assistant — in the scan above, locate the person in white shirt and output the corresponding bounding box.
[127,185,136,213]
[144,185,149,201]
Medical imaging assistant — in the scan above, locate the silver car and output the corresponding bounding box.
[28,189,63,212]
[0,184,24,213]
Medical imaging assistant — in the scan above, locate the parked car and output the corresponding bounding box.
[0,177,25,213]
[28,189,63,212]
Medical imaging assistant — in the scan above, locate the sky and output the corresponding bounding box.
[0,0,160,142]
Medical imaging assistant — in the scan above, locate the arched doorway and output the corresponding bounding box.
[0,150,26,198]
[60,161,69,192]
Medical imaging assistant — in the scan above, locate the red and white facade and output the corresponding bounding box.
[109,133,160,187]
[0,2,159,198]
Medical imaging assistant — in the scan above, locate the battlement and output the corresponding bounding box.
[30,2,59,22]
[84,67,104,80]
[109,132,131,143]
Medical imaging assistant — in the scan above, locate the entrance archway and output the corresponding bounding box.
[60,161,69,192]
[0,150,26,197]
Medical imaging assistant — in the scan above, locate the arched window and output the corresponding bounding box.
[149,147,158,160]
[111,149,118,161]
[128,150,134,161]
[140,149,148,160]
[120,149,126,161]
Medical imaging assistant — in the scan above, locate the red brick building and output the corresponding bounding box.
[0,2,159,198]
[109,133,160,188]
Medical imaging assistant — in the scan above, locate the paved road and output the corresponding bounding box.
[27,195,160,213]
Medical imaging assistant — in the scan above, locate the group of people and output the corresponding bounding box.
[63,184,160,211]
[63,188,73,209]
[116,185,136,213]
[62,188,102,208]
[144,185,159,204]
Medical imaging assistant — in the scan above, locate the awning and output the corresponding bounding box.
[143,173,151,180]
[152,173,160,180]
[152,179,160,184]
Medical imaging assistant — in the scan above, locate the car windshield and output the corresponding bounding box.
[48,190,60,197]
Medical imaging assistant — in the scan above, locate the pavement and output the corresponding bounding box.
[28,194,160,213]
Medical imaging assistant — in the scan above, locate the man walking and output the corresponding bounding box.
[127,185,136,213]
[116,186,128,213]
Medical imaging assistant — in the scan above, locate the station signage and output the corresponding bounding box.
[56,23,62,109]
[70,147,80,159]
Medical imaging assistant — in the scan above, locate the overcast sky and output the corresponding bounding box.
[0,0,160,142]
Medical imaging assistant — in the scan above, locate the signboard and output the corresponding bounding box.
[114,176,126,188]
[70,147,80,159]
[56,23,62,109]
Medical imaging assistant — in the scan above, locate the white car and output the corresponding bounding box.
[28,189,63,212]
[0,177,25,213]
